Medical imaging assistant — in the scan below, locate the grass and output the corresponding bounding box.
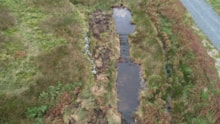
[125,0,220,123]
[123,1,169,123]
[1,0,220,123]
[0,0,69,95]
[0,4,16,30]
[207,0,220,15]
[83,8,121,124]
[0,0,121,123]
[0,0,92,123]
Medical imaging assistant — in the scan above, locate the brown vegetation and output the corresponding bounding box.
[0,5,16,30]
[126,0,220,123]
[170,3,220,122]
[0,0,91,123]
[1,0,219,123]
[170,2,219,123]
[88,9,120,123]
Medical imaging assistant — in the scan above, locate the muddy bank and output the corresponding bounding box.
[88,10,121,123]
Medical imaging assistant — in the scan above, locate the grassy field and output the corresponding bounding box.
[1,0,220,123]
[0,0,88,123]
[126,0,220,123]
[0,0,120,123]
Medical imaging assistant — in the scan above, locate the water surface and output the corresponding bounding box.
[113,7,141,124]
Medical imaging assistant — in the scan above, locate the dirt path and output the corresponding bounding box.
[180,0,220,50]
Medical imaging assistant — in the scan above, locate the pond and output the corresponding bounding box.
[113,7,141,124]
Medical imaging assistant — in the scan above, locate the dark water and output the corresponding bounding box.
[113,7,141,124]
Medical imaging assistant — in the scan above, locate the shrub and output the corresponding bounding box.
[26,105,48,118]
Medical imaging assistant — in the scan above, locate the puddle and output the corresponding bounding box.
[113,7,141,124]
[117,63,141,123]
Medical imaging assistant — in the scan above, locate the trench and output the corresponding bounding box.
[113,7,141,124]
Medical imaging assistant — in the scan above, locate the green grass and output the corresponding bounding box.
[0,0,93,123]
[2,0,218,123]
[208,0,220,15]
[126,1,169,123]
[126,0,219,123]
[0,0,121,123]
[0,0,69,95]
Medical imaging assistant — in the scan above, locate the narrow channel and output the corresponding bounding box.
[113,7,141,124]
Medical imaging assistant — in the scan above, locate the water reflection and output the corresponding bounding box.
[113,7,141,124]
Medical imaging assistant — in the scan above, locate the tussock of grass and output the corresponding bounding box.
[30,0,73,13]
[0,4,16,30]
[0,32,4,43]
[128,2,164,77]
[36,45,89,85]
